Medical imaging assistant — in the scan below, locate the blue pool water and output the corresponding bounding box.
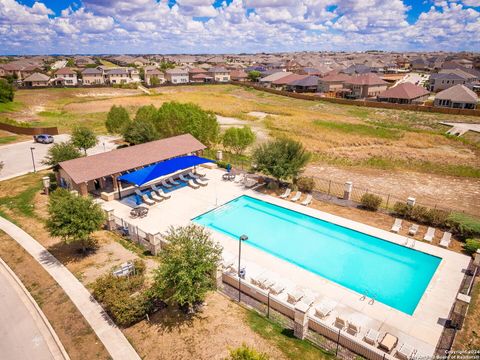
[193,196,441,315]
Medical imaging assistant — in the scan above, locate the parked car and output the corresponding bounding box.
[33,134,54,144]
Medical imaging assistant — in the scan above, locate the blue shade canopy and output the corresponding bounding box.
[118,155,212,186]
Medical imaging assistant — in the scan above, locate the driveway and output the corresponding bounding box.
[0,259,68,360]
[0,135,119,181]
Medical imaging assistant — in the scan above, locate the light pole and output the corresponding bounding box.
[30,147,36,173]
[238,234,248,302]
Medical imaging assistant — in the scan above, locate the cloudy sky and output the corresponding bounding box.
[1,0,479,54]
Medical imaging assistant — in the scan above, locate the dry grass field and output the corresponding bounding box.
[1,85,479,214]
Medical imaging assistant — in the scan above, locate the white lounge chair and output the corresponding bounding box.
[314,300,336,318]
[150,191,163,202]
[301,194,312,206]
[423,227,435,242]
[439,232,452,248]
[188,179,200,189]
[188,171,200,179]
[161,179,172,188]
[195,178,208,187]
[179,174,190,182]
[396,343,417,360]
[391,218,402,233]
[347,321,361,336]
[258,273,276,290]
[290,191,302,202]
[168,177,180,186]
[287,289,304,304]
[363,328,380,345]
[334,316,347,330]
[134,189,155,206]
[151,185,171,199]
[408,224,419,236]
[234,174,245,184]
[196,170,206,177]
[279,188,291,199]
[269,281,285,295]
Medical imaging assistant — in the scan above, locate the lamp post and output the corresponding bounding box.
[30,147,36,173]
[238,234,248,302]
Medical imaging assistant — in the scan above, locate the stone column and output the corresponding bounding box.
[105,209,116,231]
[343,181,352,200]
[293,302,310,340]
[216,268,223,289]
[407,197,416,207]
[79,182,88,196]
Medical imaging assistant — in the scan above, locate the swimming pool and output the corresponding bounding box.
[193,195,441,315]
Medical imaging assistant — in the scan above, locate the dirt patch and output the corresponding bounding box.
[305,164,480,216]
[123,291,286,360]
[217,115,270,144]
[247,111,278,119]
[0,232,110,360]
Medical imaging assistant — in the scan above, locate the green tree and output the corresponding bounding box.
[123,118,160,145]
[0,78,15,103]
[155,101,219,146]
[150,76,160,86]
[153,225,222,311]
[247,70,262,82]
[226,344,269,360]
[106,105,131,134]
[135,105,157,123]
[71,126,98,155]
[222,126,256,155]
[253,138,311,182]
[46,189,106,253]
[43,141,82,167]
[66,58,75,67]
[159,60,176,71]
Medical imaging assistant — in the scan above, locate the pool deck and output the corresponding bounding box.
[101,168,470,357]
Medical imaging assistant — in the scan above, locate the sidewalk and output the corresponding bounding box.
[0,216,141,360]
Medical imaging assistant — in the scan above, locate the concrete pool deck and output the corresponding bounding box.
[100,168,470,356]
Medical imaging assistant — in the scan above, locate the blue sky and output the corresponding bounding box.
[1,0,479,54]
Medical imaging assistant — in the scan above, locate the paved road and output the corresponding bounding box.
[0,216,141,360]
[0,258,69,360]
[0,134,119,181]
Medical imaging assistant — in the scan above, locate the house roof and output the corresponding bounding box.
[287,75,319,87]
[230,69,248,78]
[105,68,128,75]
[192,73,213,79]
[345,73,388,86]
[188,67,206,74]
[82,67,103,75]
[165,68,188,75]
[430,72,469,81]
[23,72,50,82]
[208,66,229,73]
[320,73,352,83]
[377,83,429,100]
[145,69,163,75]
[272,74,307,85]
[55,67,76,75]
[59,134,207,184]
[435,84,478,103]
[260,71,292,83]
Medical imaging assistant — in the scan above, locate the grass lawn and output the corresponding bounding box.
[452,279,480,350]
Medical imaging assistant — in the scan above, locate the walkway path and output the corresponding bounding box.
[0,216,141,360]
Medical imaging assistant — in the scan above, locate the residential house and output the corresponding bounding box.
[188,68,207,82]
[344,73,388,98]
[376,82,430,104]
[298,67,324,76]
[410,58,431,71]
[286,75,319,93]
[259,71,292,87]
[341,64,371,75]
[165,68,189,84]
[230,69,248,82]
[207,67,230,82]
[318,73,352,93]
[144,68,165,86]
[428,69,476,92]
[104,68,140,84]
[81,67,105,85]
[271,74,307,90]
[434,84,478,109]
[52,67,78,86]
[23,72,50,87]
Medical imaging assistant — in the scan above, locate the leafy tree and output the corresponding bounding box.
[66,58,75,67]
[71,126,98,155]
[150,76,160,86]
[155,101,219,146]
[464,238,480,255]
[135,105,157,123]
[247,70,262,82]
[106,105,131,134]
[153,225,222,311]
[123,118,160,145]
[46,189,106,253]
[0,78,15,103]
[159,60,176,71]
[43,141,82,167]
[222,126,256,155]
[226,344,269,360]
[253,138,311,182]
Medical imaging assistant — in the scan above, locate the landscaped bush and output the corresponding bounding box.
[392,201,451,228]
[424,208,450,227]
[393,201,413,218]
[410,205,429,222]
[464,239,480,255]
[295,177,315,193]
[447,212,480,239]
[226,344,269,360]
[360,193,382,211]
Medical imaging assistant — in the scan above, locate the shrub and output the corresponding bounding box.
[410,205,428,223]
[296,177,315,193]
[360,193,382,211]
[393,202,412,218]
[425,208,450,227]
[226,344,269,360]
[447,212,480,239]
[464,239,480,255]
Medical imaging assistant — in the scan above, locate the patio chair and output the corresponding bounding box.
[168,177,180,186]
[152,185,171,199]
[129,208,139,219]
[287,289,304,304]
[439,232,452,248]
[290,191,302,202]
[334,316,347,330]
[195,178,208,187]
[301,194,312,206]
[314,300,336,318]
[188,179,200,189]
[188,171,200,179]
[423,227,435,242]
[363,328,380,345]
[396,343,417,360]
[150,191,164,202]
[269,281,285,296]
[408,224,419,236]
[391,218,402,233]
[234,173,245,184]
[279,188,291,199]
[347,321,361,336]
[161,179,172,188]
[196,170,206,177]
[135,189,155,206]
[378,333,398,353]
[179,174,190,182]
[300,290,317,307]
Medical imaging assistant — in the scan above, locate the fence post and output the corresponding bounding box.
[385,194,390,210]
[335,328,341,356]
[328,180,331,196]
[267,291,270,318]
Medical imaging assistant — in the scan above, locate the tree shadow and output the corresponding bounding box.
[46,241,97,266]
[147,304,198,333]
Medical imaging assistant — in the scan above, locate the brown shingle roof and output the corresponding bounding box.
[377,82,429,100]
[272,74,306,85]
[55,67,76,75]
[59,134,206,184]
[346,73,388,86]
[435,84,478,103]
[319,73,352,83]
